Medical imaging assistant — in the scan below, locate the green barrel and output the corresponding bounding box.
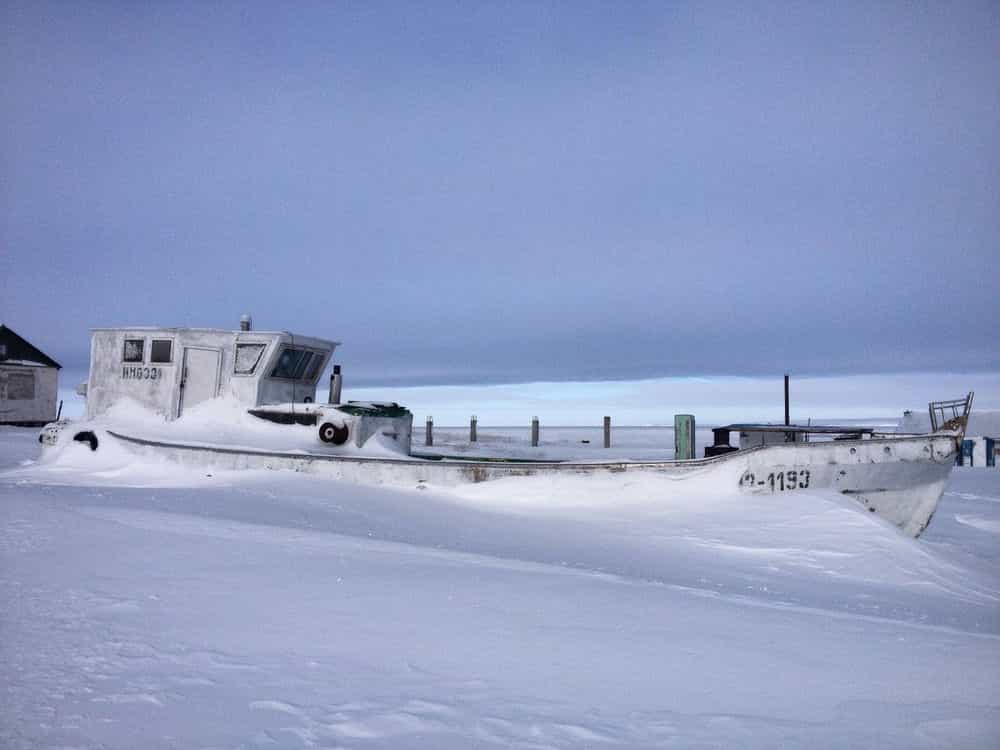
[674,414,696,460]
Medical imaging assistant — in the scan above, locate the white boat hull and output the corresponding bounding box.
[96,428,959,538]
[737,437,957,537]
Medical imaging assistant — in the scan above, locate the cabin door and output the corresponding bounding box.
[178,347,221,417]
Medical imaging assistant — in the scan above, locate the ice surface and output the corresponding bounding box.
[1,425,999,748]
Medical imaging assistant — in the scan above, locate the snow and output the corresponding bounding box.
[0,359,50,367]
[2,425,999,748]
[64,397,409,458]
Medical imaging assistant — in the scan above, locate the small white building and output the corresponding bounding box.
[0,324,62,426]
[83,322,337,420]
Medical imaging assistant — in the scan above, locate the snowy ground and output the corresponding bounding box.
[2,425,999,749]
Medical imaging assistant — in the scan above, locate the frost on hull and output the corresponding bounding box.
[95,428,960,538]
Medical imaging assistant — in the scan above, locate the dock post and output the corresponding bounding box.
[470,415,477,442]
[603,416,611,448]
[425,416,433,447]
[531,416,539,447]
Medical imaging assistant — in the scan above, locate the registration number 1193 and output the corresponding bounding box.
[739,469,811,492]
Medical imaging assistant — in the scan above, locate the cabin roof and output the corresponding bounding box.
[0,324,62,369]
[90,327,340,348]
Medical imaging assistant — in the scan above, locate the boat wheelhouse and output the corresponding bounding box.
[84,324,337,420]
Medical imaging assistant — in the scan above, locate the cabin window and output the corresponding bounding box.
[235,343,267,374]
[269,347,319,380]
[303,353,324,381]
[6,371,34,400]
[123,339,144,363]
[270,348,308,379]
[296,352,315,380]
[150,339,173,363]
[0,344,6,360]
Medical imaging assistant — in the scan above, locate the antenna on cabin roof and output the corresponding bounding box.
[239,314,252,332]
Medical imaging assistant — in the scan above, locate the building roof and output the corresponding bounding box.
[0,325,62,369]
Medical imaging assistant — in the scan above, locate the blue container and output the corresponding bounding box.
[959,439,975,467]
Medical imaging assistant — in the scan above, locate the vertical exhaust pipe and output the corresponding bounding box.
[329,365,342,405]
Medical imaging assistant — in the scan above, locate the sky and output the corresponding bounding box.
[3,1,999,393]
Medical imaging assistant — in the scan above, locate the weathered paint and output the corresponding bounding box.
[0,364,59,425]
[737,435,957,536]
[0,325,61,425]
[85,327,337,420]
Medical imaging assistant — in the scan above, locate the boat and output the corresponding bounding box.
[37,319,974,538]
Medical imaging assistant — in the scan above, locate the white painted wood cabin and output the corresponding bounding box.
[83,324,338,421]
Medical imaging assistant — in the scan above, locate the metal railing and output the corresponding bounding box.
[928,392,974,433]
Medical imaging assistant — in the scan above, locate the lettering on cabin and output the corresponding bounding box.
[121,366,160,381]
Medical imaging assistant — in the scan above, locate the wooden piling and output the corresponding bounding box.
[603,416,611,448]
[425,416,433,447]
[531,416,539,447]
[470,415,477,442]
